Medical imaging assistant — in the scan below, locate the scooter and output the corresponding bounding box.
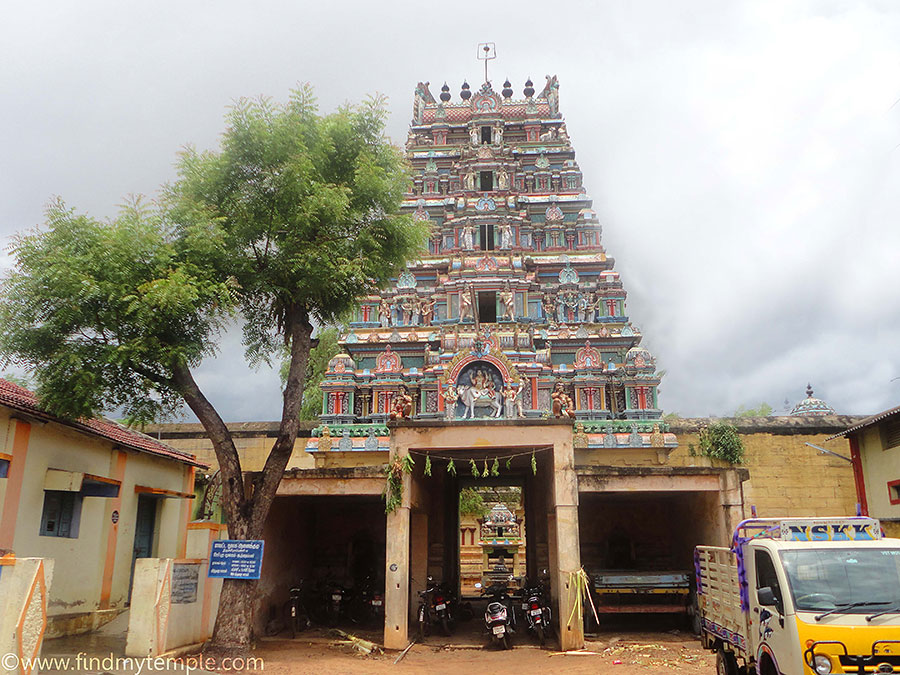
[477,580,515,649]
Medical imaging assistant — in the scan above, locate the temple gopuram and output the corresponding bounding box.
[308,74,673,456]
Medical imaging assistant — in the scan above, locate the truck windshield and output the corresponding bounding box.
[780,549,900,613]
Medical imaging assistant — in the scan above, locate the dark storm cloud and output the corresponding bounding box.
[2,0,898,421]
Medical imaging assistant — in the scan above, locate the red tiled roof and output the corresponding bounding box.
[0,379,207,468]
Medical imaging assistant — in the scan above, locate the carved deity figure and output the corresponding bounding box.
[551,382,576,419]
[379,298,391,327]
[460,369,502,418]
[401,296,416,326]
[317,426,333,452]
[421,298,436,326]
[502,381,525,418]
[541,75,560,116]
[461,223,475,250]
[587,292,601,323]
[500,282,515,321]
[459,286,474,322]
[542,295,555,323]
[389,385,414,420]
[413,82,435,124]
[497,167,509,190]
[499,222,513,249]
[494,125,503,146]
[576,292,588,323]
[556,293,568,323]
[470,126,479,146]
[442,384,459,420]
[463,168,475,191]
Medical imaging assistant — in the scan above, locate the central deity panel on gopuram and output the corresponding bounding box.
[309,76,672,455]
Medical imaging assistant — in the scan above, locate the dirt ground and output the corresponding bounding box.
[244,628,716,675]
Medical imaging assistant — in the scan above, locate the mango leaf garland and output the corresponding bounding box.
[470,459,479,478]
[447,458,456,476]
[491,457,500,476]
[531,451,537,476]
[402,454,415,473]
[423,454,432,477]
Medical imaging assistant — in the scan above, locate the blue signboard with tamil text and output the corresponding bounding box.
[208,540,264,579]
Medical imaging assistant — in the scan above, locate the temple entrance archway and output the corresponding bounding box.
[383,420,583,651]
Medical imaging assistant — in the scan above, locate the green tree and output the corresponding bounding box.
[0,87,425,657]
[459,487,487,518]
[733,402,773,417]
[279,326,342,420]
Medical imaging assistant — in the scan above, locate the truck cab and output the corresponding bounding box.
[697,517,900,674]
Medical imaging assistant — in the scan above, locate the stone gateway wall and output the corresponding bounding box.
[667,417,860,519]
[149,415,863,524]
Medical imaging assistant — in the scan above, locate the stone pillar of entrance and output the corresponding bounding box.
[384,447,412,650]
[409,512,428,619]
[552,436,585,650]
[720,469,746,544]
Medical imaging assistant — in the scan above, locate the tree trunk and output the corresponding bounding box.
[171,307,314,660]
[208,578,256,659]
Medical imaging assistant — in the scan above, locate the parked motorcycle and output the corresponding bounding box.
[284,583,311,638]
[477,580,515,649]
[520,579,552,646]
[307,580,347,627]
[416,576,454,639]
[348,577,385,627]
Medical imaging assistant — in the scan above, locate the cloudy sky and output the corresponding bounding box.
[2,0,899,421]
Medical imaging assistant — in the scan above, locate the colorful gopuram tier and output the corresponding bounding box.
[309,76,673,456]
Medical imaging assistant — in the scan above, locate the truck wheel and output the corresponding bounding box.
[717,647,739,675]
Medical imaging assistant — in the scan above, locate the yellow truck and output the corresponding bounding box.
[696,517,900,674]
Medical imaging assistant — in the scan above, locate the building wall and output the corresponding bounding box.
[0,409,194,633]
[147,423,315,473]
[666,428,857,519]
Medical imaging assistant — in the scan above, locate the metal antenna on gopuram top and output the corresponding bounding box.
[477,42,496,85]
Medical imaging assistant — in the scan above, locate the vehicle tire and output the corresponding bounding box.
[440,614,451,636]
[757,655,777,675]
[717,646,739,675]
[502,633,511,650]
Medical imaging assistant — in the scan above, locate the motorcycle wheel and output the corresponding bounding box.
[502,633,511,650]
[440,614,451,636]
[536,623,545,647]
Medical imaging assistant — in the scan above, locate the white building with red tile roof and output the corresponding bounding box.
[0,378,206,636]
